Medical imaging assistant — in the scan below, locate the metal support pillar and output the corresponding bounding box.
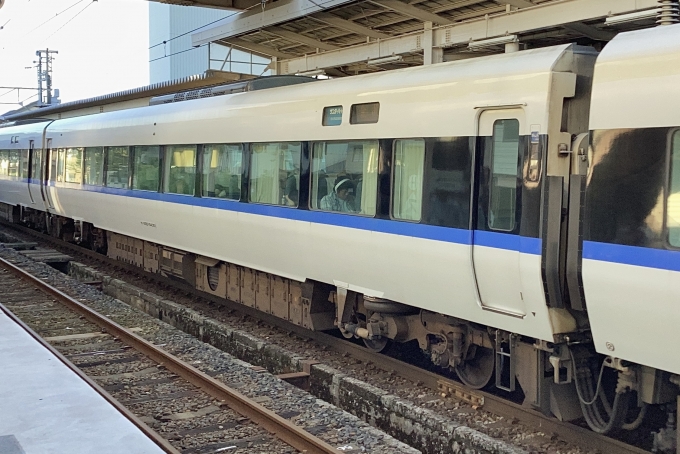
[35,49,58,106]
[423,22,443,65]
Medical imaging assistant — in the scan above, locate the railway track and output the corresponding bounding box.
[0,254,340,454]
[0,222,653,454]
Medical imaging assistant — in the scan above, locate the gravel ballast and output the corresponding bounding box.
[0,245,420,454]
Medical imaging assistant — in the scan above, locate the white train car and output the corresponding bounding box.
[0,121,50,219]
[576,24,680,436]
[3,24,680,443]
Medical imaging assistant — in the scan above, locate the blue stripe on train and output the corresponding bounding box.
[583,241,680,272]
[473,230,541,255]
[37,183,542,254]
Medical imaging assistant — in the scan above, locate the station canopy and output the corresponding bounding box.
[156,0,664,76]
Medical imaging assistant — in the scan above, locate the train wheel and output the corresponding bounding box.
[455,344,495,389]
[363,337,391,353]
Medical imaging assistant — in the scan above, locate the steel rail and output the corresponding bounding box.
[0,302,181,454]
[1,223,649,454]
[0,255,340,454]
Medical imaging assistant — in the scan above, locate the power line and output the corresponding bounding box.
[24,0,85,37]
[44,0,95,41]
[0,87,17,98]
[149,43,208,63]
[148,2,261,51]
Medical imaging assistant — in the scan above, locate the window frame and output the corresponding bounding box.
[0,150,8,179]
[83,146,105,187]
[487,118,521,233]
[349,102,380,125]
[322,106,343,126]
[309,139,379,217]
[665,128,680,249]
[131,145,162,192]
[390,138,425,223]
[56,148,66,183]
[104,146,131,189]
[200,143,244,201]
[248,141,301,207]
[31,149,43,181]
[163,144,198,196]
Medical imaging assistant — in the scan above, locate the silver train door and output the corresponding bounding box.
[41,139,55,210]
[472,108,527,317]
[27,140,36,204]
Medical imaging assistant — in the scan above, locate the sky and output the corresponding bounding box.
[0,0,149,108]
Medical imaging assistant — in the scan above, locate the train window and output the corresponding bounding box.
[249,142,301,206]
[106,146,130,189]
[31,149,42,180]
[323,106,343,126]
[202,144,242,200]
[56,148,66,182]
[310,140,378,215]
[0,150,8,178]
[422,138,472,229]
[8,150,20,179]
[350,103,380,125]
[84,147,104,186]
[488,119,520,232]
[20,150,29,179]
[164,145,196,196]
[132,146,161,191]
[392,139,425,221]
[668,131,680,247]
[49,150,57,182]
[64,148,83,184]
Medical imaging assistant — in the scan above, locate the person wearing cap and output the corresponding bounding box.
[320,176,356,213]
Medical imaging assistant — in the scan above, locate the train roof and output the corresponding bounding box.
[45,43,587,147]
[0,120,52,150]
[590,23,680,131]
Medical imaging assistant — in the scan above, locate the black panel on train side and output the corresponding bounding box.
[585,128,670,248]
[421,137,472,229]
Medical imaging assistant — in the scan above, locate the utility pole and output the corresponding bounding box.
[35,49,58,106]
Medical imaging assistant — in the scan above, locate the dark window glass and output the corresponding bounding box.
[311,140,378,215]
[132,146,161,191]
[106,146,130,188]
[350,102,379,124]
[164,145,196,195]
[668,131,680,247]
[249,142,300,206]
[31,149,42,180]
[423,138,471,229]
[392,139,424,221]
[84,147,104,186]
[489,119,520,231]
[323,106,343,126]
[202,144,242,200]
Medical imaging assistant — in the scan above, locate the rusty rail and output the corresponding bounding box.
[0,255,339,454]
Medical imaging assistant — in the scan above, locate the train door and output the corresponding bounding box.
[472,109,527,317]
[42,139,55,210]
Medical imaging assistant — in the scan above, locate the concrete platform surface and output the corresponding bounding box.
[0,310,166,454]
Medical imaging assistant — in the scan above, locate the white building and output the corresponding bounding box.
[149,3,270,83]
